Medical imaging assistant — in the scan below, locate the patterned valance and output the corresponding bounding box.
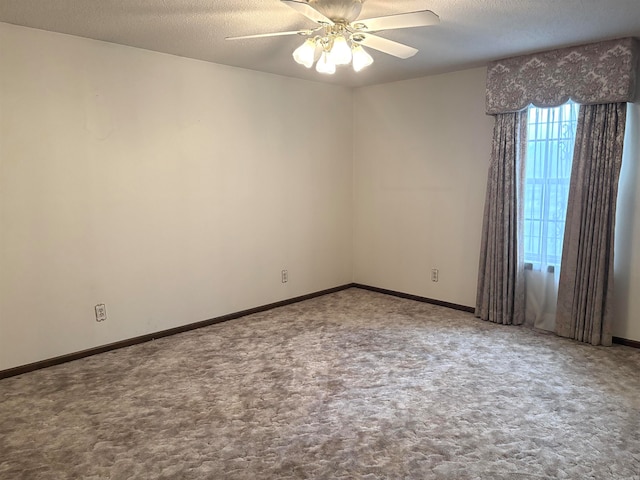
[486,38,639,115]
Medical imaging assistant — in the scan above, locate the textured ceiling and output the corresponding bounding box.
[1,0,640,87]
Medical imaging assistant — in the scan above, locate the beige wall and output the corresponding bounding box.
[0,23,353,370]
[352,68,494,307]
[2,24,639,372]
[614,101,640,342]
[352,68,640,342]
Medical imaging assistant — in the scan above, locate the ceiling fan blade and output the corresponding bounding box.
[353,10,439,32]
[281,0,334,25]
[355,33,418,59]
[226,30,312,40]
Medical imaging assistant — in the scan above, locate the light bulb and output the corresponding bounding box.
[292,39,317,68]
[316,51,336,74]
[329,35,352,65]
[352,44,373,72]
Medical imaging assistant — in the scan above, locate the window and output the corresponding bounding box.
[523,102,580,269]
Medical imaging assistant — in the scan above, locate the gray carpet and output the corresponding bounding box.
[1,288,639,479]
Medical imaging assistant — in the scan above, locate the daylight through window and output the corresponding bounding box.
[523,101,580,269]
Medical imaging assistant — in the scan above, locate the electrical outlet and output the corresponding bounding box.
[281,269,288,283]
[95,304,107,322]
[431,269,439,282]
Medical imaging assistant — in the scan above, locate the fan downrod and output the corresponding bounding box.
[308,0,363,23]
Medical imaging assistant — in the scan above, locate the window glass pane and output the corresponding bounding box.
[523,101,579,269]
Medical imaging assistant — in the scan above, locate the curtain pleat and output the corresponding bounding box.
[475,112,525,325]
[555,103,627,346]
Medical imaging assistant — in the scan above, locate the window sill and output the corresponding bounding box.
[524,262,555,273]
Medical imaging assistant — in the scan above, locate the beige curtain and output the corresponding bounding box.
[475,112,525,325]
[556,103,627,346]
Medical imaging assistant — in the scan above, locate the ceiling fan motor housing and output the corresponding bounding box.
[309,0,363,23]
[227,0,439,69]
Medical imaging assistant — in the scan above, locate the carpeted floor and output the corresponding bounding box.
[1,288,639,479]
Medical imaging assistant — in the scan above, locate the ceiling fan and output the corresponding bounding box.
[226,0,439,74]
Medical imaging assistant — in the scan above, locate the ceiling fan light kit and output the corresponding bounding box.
[316,51,337,74]
[292,38,317,68]
[227,0,439,75]
[352,44,373,72]
[292,23,369,74]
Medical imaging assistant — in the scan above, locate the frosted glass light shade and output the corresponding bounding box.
[352,44,373,72]
[316,51,336,74]
[293,39,317,68]
[329,35,352,65]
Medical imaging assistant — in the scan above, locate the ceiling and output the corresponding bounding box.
[1,0,640,87]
